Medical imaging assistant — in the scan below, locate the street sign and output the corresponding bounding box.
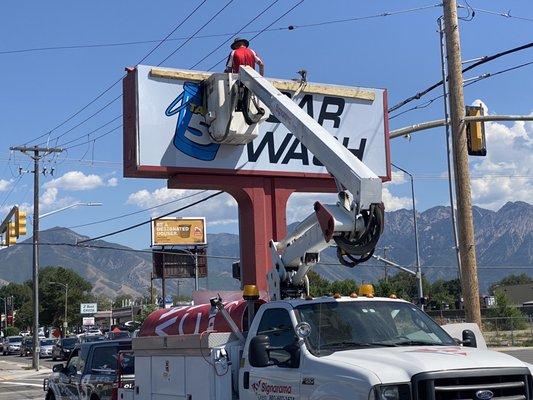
[82,317,95,326]
[152,217,206,246]
[80,303,98,314]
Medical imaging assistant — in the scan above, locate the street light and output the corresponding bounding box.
[49,282,68,337]
[391,163,424,309]
[40,202,102,219]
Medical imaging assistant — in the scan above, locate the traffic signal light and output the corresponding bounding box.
[466,105,487,156]
[15,208,26,237]
[6,222,16,246]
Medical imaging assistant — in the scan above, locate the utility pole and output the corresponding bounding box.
[442,0,481,326]
[10,145,63,370]
[437,16,462,279]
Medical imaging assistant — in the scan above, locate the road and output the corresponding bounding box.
[0,354,55,400]
[0,349,532,399]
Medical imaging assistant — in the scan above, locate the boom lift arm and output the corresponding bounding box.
[207,66,384,300]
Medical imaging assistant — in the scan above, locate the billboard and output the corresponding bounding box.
[80,303,98,314]
[124,65,390,180]
[152,217,206,246]
[82,317,95,326]
[152,248,207,279]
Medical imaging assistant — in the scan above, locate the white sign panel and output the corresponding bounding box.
[82,317,95,326]
[133,65,390,179]
[80,303,98,314]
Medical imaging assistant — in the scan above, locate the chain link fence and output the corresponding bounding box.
[436,315,533,347]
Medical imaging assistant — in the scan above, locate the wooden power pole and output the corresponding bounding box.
[442,0,482,326]
[10,145,63,370]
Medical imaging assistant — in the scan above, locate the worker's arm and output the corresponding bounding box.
[224,51,234,73]
[252,50,265,76]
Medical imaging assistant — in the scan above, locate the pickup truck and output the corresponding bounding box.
[44,339,133,400]
[127,295,533,400]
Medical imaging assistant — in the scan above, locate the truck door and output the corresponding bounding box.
[241,308,301,400]
[60,348,81,399]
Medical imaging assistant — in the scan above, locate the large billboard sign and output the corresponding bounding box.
[151,217,206,246]
[123,65,390,180]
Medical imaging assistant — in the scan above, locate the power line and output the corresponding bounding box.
[0,3,442,57]
[157,0,235,67]
[466,6,533,23]
[389,41,533,113]
[77,191,224,244]
[34,0,234,152]
[207,0,306,71]
[41,190,209,232]
[189,0,280,70]
[389,60,533,119]
[19,0,208,147]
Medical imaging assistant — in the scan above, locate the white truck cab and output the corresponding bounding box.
[128,295,533,400]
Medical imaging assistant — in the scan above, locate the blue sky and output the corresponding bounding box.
[0,0,531,250]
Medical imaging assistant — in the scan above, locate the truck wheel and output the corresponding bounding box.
[46,391,56,400]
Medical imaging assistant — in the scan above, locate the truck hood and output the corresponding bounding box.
[323,346,529,383]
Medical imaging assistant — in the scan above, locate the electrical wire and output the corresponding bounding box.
[0,3,442,56]
[19,0,208,147]
[465,5,533,23]
[389,41,533,113]
[41,190,209,233]
[207,0,306,71]
[76,191,224,244]
[189,0,280,70]
[18,1,440,152]
[389,60,533,119]
[157,0,235,67]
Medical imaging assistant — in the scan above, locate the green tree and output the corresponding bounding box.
[134,304,159,327]
[0,282,32,310]
[93,295,113,311]
[113,295,133,308]
[428,278,461,310]
[4,326,20,336]
[487,291,527,330]
[307,270,332,297]
[37,266,93,328]
[374,271,429,302]
[14,301,33,330]
[489,273,533,295]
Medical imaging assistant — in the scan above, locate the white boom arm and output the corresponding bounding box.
[208,66,384,300]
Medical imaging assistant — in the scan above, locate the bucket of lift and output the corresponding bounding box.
[203,73,269,145]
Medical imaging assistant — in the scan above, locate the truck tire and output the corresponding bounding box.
[46,391,56,400]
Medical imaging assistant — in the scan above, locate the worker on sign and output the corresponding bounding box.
[225,38,264,76]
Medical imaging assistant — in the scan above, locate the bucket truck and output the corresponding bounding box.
[105,67,533,400]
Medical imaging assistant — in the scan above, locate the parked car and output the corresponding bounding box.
[52,337,78,361]
[44,339,133,400]
[39,338,57,358]
[20,336,34,357]
[2,336,23,355]
[104,330,131,341]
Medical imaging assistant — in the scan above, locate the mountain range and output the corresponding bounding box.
[0,201,530,297]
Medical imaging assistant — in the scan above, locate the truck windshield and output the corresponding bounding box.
[295,301,455,355]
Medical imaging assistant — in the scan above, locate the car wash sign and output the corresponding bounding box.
[123,65,390,180]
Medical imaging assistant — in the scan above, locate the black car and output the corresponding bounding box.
[51,337,78,361]
[44,339,133,400]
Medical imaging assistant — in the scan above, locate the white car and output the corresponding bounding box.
[2,336,23,355]
[39,339,56,358]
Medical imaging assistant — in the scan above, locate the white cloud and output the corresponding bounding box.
[382,187,411,211]
[127,187,238,226]
[44,171,104,191]
[0,179,11,192]
[390,170,406,185]
[468,101,532,210]
[107,177,118,187]
[41,187,58,206]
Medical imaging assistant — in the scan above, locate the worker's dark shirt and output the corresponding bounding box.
[226,47,263,73]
